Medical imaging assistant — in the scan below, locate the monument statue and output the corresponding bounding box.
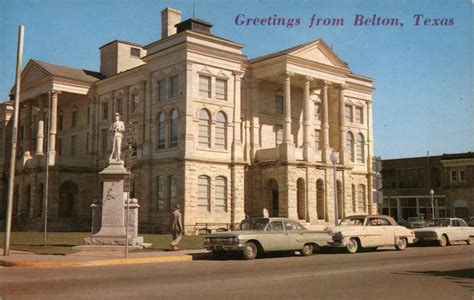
[109,113,125,163]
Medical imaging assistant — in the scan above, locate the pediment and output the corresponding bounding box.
[289,40,348,69]
[21,61,51,88]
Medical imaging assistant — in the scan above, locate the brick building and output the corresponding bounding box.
[381,152,474,223]
[0,8,376,233]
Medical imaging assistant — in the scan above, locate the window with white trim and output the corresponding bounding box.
[170,109,178,148]
[357,184,366,212]
[346,132,354,162]
[215,111,227,150]
[459,170,466,182]
[356,133,365,163]
[168,176,177,211]
[157,112,166,149]
[215,176,227,212]
[198,109,211,148]
[314,129,321,150]
[198,175,210,212]
[450,170,458,182]
[215,79,227,100]
[345,105,353,122]
[355,107,363,124]
[199,75,211,98]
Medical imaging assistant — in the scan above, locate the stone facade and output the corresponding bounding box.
[0,7,376,233]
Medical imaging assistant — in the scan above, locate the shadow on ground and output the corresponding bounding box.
[394,268,474,291]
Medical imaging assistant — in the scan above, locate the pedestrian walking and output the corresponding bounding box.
[170,204,183,251]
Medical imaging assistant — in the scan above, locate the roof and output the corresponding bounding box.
[33,60,104,83]
[249,39,317,64]
[98,39,143,50]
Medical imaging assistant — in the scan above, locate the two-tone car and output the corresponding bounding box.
[203,217,329,260]
[413,218,474,246]
[326,215,416,253]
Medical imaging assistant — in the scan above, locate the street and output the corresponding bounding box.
[1,244,472,299]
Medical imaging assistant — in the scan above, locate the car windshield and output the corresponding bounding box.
[339,217,365,226]
[239,218,269,231]
[429,219,450,227]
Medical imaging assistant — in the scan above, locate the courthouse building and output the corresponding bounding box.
[0,8,376,233]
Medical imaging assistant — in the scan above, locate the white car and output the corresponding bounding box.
[413,218,474,246]
[327,215,416,254]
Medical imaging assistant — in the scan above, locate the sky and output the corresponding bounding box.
[0,0,472,159]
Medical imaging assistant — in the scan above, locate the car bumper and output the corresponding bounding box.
[327,239,346,248]
[415,236,438,242]
[203,243,244,251]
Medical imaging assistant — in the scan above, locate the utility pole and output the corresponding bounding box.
[4,24,24,256]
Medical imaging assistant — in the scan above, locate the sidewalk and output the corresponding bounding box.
[0,248,210,268]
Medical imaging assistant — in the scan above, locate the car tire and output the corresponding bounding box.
[438,234,448,247]
[395,237,407,251]
[242,242,258,260]
[466,237,473,245]
[301,244,314,256]
[346,238,359,254]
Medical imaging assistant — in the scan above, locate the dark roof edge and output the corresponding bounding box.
[99,39,143,50]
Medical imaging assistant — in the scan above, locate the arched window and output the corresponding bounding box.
[215,112,227,150]
[170,109,178,148]
[156,176,165,211]
[198,109,211,148]
[356,133,365,163]
[198,175,210,211]
[156,112,166,149]
[316,179,325,220]
[168,175,177,211]
[346,132,354,162]
[357,184,366,212]
[215,176,227,212]
[275,125,283,146]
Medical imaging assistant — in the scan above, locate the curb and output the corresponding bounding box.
[0,254,200,268]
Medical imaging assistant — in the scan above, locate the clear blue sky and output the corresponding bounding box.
[1,0,472,159]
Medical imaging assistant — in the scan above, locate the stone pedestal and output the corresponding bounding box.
[81,162,150,249]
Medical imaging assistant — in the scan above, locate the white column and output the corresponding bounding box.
[232,70,243,161]
[36,102,44,155]
[338,85,346,164]
[184,61,195,157]
[283,73,292,144]
[48,91,59,166]
[250,79,260,160]
[303,76,314,161]
[321,81,330,163]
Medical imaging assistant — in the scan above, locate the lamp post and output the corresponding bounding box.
[430,189,435,220]
[330,151,339,226]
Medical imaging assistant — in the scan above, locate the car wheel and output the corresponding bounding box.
[212,250,226,259]
[301,244,314,256]
[438,234,448,247]
[346,238,359,254]
[466,237,473,245]
[242,242,258,260]
[395,237,407,251]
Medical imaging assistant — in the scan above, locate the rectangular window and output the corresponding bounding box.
[158,79,166,101]
[169,75,178,98]
[355,107,363,124]
[215,121,226,149]
[215,177,227,212]
[168,176,177,211]
[459,170,466,182]
[71,135,77,156]
[357,185,366,212]
[345,105,353,122]
[58,115,63,131]
[450,170,457,182]
[198,176,210,212]
[275,95,284,114]
[102,102,109,120]
[199,75,211,98]
[116,98,123,115]
[156,177,165,211]
[72,111,78,127]
[198,120,210,148]
[314,129,321,150]
[57,138,62,156]
[130,47,141,57]
[215,79,227,100]
[101,128,108,159]
[314,102,321,121]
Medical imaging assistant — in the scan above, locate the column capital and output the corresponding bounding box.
[232,70,244,77]
[304,75,314,82]
[50,90,61,96]
[279,72,295,79]
[335,84,349,91]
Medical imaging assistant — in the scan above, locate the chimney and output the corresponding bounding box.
[161,8,182,39]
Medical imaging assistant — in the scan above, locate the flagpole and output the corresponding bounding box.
[3,24,24,256]
[44,91,51,247]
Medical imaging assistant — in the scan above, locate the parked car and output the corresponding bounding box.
[326,215,416,254]
[468,217,474,227]
[406,216,427,229]
[413,218,474,246]
[203,217,329,260]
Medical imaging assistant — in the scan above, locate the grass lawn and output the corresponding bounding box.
[0,232,203,255]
